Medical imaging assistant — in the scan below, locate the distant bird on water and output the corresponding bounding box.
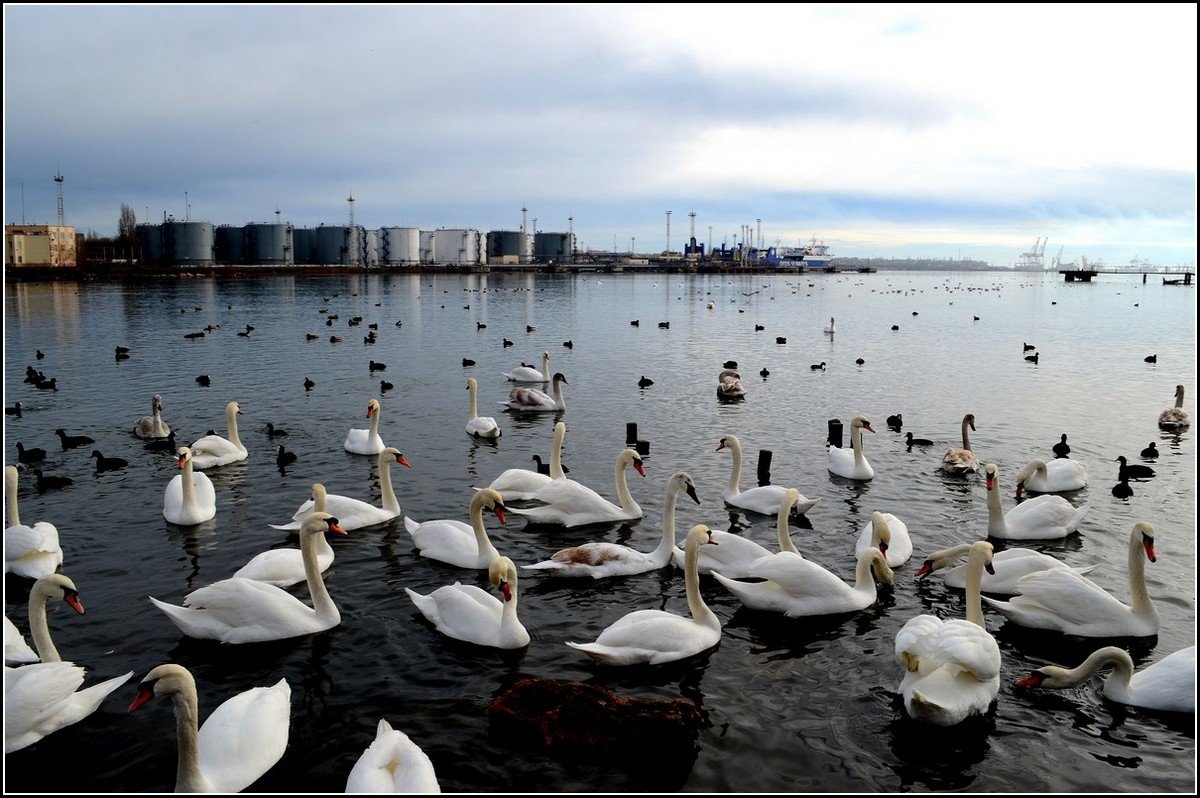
[303,377,315,391]
[1140,442,1159,458]
[6,402,22,417]
[759,367,770,378]
[776,337,787,344]
[1025,352,1039,364]
[810,362,826,371]
[32,469,73,493]
[638,376,654,388]
[55,429,95,449]
[266,423,288,438]
[461,358,476,367]
[658,322,669,329]
[369,360,387,372]
[1023,342,1035,351]
[35,377,57,391]
[276,445,298,467]
[855,358,865,365]
[890,325,899,331]
[1145,354,1157,363]
[91,450,129,473]
[532,455,570,476]
[562,340,573,349]
[306,333,319,340]
[502,338,514,347]
[380,380,394,392]
[36,349,45,360]
[16,442,46,465]
[196,375,211,387]
[1052,434,1071,459]
[1116,456,1155,481]
[1111,477,1133,499]
[630,320,640,327]
[886,414,903,429]
[754,324,765,331]
[723,361,738,369]
[905,432,933,447]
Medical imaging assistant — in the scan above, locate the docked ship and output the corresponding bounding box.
[798,237,836,271]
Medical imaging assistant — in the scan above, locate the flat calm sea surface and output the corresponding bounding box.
[3,269,1196,792]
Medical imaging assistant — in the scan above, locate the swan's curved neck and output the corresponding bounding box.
[684,539,719,629]
[776,502,798,554]
[502,571,520,628]
[468,383,480,420]
[540,353,550,379]
[651,484,682,560]
[368,407,381,439]
[852,551,881,595]
[27,589,60,663]
[168,682,208,792]
[964,552,987,627]
[1127,530,1155,618]
[985,478,1006,535]
[851,424,865,464]
[378,457,399,513]
[6,469,19,526]
[614,457,640,514]
[225,406,242,449]
[181,458,197,509]
[552,379,566,410]
[1176,388,1185,409]
[726,439,743,495]
[302,527,338,621]
[470,501,499,561]
[961,418,972,450]
[549,425,566,479]
[1048,648,1135,691]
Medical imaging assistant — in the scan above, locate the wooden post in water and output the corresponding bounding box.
[828,419,844,449]
[757,449,773,486]
[626,422,638,447]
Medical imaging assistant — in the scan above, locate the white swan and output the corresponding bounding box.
[983,522,1159,637]
[500,372,567,412]
[524,472,699,578]
[149,512,346,643]
[942,413,980,475]
[405,556,530,649]
[1016,644,1196,713]
[1158,384,1190,430]
[345,398,387,455]
[1014,458,1088,496]
[235,483,334,587]
[715,542,893,618]
[567,524,722,666]
[508,448,644,527]
[824,317,836,334]
[717,434,821,516]
[4,615,38,665]
[4,465,63,579]
[983,463,1090,539]
[270,449,410,531]
[346,719,441,793]
[480,421,565,501]
[465,378,502,439]
[163,447,217,526]
[133,394,171,439]
[190,401,248,469]
[676,487,802,577]
[828,414,875,480]
[404,488,506,569]
[503,351,550,383]
[126,663,290,792]
[916,543,1098,596]
[4,574,134,753]
[856,511,910,566]
[895,540,1001,726]
[717,369,745,399]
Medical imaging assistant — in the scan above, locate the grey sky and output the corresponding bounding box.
[4,4,1196,266]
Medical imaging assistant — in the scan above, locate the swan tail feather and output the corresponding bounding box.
[1065,503,1090,534]
[404,517,421,536]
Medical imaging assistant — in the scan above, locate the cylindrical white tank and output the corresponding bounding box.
[363,229,380,266]
[433,229,481,265]
[380,227,420,265]
[420,231,436,264]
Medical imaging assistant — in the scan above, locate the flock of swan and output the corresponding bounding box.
[4,289,1195,792]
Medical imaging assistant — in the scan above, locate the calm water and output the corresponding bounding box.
[4,270,1196,793]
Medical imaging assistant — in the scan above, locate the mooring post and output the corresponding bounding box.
[756,449,773,486]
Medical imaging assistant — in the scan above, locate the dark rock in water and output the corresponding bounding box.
[489,677,703,769]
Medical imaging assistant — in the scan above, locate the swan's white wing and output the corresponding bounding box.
[197,679,291,793]
[5,663,131,753]
[589,609,715,661]
[745,552,848,598]
[153,578,316,642]
[4,523,61,561]
[410,584,501,644]
[1005,496,1089,536]
[347,719,441,793]
[674,530,774,576]
[984,569,1131,631]
[509,478,622,522]
[4,616,39,664]
[896,614,944,672]
[933,619,1001,681]
[1125,646,1196,712]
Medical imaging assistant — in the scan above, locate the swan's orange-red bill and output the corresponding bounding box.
[397,455,412,468]
[64,591,85,615]
[500,582,512,602]
[633,461,645,477]
[493,506,507,525]
[127,687,154,714]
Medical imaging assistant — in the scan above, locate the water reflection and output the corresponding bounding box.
[885,703,995,789]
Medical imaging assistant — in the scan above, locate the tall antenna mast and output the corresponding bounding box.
[347,193,358,267]
[689,210,696,239]
[184,190,190,222]
[665,210,672,253]
[568,215,574,261]
[520,205,528,263]
[54,167,65,225]
[21,181,26,224]
[756,218,762,249]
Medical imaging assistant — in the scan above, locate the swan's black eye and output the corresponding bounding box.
[1142,533,1154,544]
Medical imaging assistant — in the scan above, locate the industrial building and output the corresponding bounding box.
[4,224,77,267]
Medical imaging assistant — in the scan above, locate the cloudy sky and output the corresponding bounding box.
[4,4,1196,266]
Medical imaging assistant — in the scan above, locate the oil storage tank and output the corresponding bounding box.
[433,229,481,265]
[486,230,523,264]
[363,229,380,267]
[136,224,164,265]
[246,222,293,265]
[534,232,573,262]
[163,221,215,267]
[315,225,361,265]
[420,230,436,264]
[380,227,420,265]
[214,225,246,265]
[293,228,317,264]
